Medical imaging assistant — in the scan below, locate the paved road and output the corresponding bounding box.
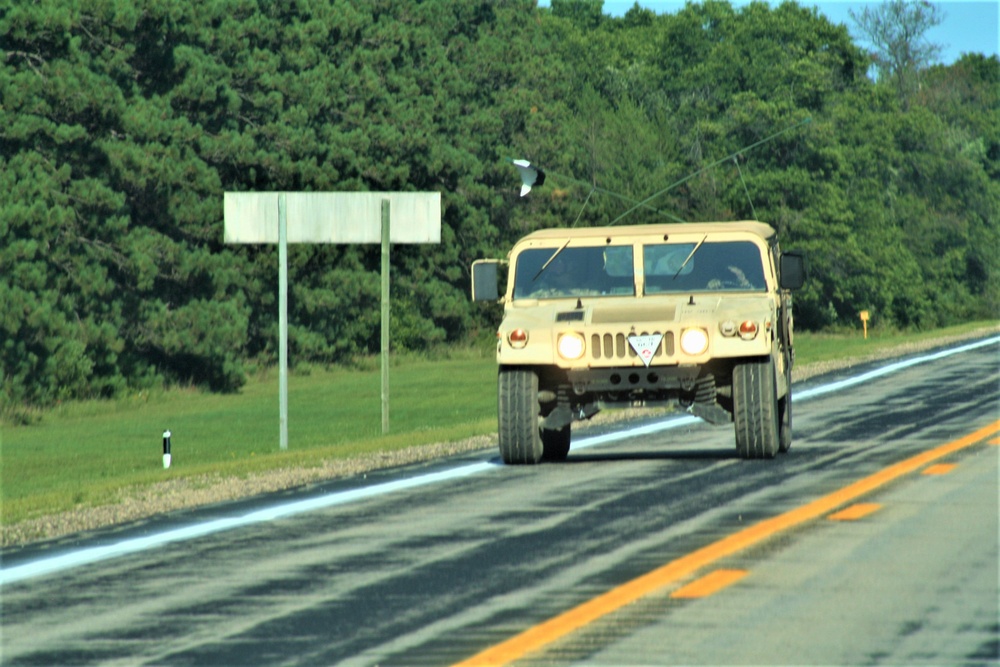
[2,338,998,666]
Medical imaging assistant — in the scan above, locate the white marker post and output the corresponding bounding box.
[162,430,172,469]
[224,192,441,448]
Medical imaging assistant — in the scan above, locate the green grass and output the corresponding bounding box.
[1,349,497,526]
[793,320,996,364]
[2,322,996,527]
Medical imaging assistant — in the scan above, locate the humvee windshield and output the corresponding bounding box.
[513,241,767,299]
[644,241,767,294]
[513,246,635,299]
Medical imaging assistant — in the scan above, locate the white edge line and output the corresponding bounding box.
[3,335,997,586]
[793,335,1000,401]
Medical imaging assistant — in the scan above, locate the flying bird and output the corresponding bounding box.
[510,159,546,197]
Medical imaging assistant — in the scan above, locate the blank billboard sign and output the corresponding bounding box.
[224,192,441,244]
[223,191,440,448]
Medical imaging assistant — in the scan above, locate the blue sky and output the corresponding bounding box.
[545,1,999,66]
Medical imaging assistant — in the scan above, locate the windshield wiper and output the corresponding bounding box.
[532,239,571,282]
[673,235,707,279]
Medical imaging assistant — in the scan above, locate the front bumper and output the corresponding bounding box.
[566,364,701,394]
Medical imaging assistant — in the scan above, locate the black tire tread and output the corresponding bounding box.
[498,367,543,464]
[733,357,780,459]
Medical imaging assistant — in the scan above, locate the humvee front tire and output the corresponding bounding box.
[733,357,780,459]
[498,367,544,464]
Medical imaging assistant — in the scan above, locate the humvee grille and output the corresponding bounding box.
[590,331,674,361]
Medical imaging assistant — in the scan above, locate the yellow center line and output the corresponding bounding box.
[828,502,882,521]
[922,463,958,475]
[453,420,1000,667]
[670,569,748,599]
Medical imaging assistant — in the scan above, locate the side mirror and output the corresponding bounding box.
[779,251,806,290]
[471,260,501,301]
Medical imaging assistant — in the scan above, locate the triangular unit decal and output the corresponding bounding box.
[628,333,663,368]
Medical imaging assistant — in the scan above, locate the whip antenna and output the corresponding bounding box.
[571,188,596,227]
[607,117,812,226]
[733,156,758,221]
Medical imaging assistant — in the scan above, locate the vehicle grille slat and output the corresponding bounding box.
[589,330,674,362]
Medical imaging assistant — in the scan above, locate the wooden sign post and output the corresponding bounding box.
[224,192,441,449]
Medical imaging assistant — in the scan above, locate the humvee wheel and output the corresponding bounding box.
[733,357,780,459]
[498,367,543,464]
[541,424,571,462]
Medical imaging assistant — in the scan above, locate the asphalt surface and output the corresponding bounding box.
[2,338,998,666]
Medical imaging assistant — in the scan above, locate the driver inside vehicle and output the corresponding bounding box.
[707,264,753,289]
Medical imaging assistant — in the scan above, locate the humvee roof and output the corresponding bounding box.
[516,221,777,243]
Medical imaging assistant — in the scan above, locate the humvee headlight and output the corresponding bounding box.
[680,328,709,356]
[557,332,586,360]
[508,328,529,349]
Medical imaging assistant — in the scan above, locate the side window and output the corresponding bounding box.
[599,246,636,295]
[603,246,634,278]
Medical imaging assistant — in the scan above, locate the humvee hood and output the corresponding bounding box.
[521,293,774,327]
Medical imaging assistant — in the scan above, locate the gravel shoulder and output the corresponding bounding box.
[4,327,996,549]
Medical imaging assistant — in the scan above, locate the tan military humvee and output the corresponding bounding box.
[471,221,806,464]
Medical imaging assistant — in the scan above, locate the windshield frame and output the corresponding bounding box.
[506,233,773,302]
